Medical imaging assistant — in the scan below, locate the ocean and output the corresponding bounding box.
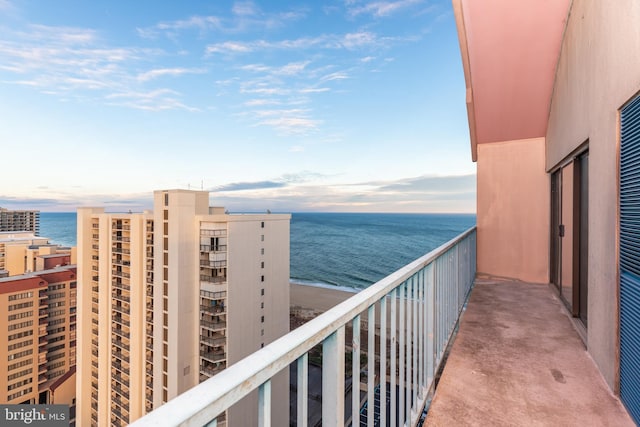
[40,212,475,290]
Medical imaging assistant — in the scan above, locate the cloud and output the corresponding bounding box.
[2,173,476,213]
[105,88,199,112]
[136,67,206,82]
[214,181,286,192]
[205,31,381,55]
[244,98,281,106]
[137,5,306,39]
[298,87,330,94]
[0,23,208,112]
[348,0,423,17]
[257,117,321,135]
[0,191,154,212]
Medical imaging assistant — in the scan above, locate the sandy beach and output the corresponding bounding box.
[290,281,358,312]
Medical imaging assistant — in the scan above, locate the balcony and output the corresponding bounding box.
[200,244,227,253]
[200,333,226,347]
[200,259,227,269]
[112,327,130,339]
[424,276,634,426]
[201,290,226,300]
[200,304,226,315]
[201,319,227,332]
[200,349,226,363]
[130,228,476,426]
[200,274,226,284]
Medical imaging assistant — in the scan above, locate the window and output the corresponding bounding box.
[261,221,264,228]
[261,316,264,323]
[164,193,169,206]
[261,289,264,296]
[261,248,264,255]
[261,235,264,242]
[261,329,264,336]
[261,262,264,269]
[261,302,264,309]
[261,275,264,282]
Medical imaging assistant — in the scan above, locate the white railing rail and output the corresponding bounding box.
[130,227,476,427]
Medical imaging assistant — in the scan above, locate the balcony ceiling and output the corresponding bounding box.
[453,0,571,160]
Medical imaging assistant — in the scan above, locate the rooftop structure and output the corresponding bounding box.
[0,231,75,277]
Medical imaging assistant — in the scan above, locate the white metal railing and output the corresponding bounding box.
[130,227,476,427]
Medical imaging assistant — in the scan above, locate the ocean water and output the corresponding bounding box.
[39,212,475,290]
[290,213,475,289]
[40,212,77,248]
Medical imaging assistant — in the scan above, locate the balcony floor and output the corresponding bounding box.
[425,277,634,426]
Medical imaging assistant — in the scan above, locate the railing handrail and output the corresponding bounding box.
[130,226,476,427]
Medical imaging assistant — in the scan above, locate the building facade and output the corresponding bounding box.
[76,189,290,426]
[0,231,75,277]
[0,266,77,425]
[454,0,640,422]
[0,208,40,235]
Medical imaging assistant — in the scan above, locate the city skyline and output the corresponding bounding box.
[0,0,475,213]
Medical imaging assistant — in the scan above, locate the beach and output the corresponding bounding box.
[290,281,358,330]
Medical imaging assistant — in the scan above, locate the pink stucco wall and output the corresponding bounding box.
[477,137,549,283]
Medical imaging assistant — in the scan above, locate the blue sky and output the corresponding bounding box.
[0,0,475,213]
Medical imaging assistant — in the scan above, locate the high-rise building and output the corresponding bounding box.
[76,189,290,426]
[0,266,78,425]
[0,208,40,235]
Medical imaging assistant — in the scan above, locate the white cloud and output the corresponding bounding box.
[206,31,380,55]
[137,67,206,82]
[257,117,321,135]
[298,87,330,94]
[232,1,258,16]
[321,71,349,82]
[348,0,423,17]
[244,99,281,106]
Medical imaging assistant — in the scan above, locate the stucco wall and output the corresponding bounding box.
[546,0,640,390]
[477,137,549,283]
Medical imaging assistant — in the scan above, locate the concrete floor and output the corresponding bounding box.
[424,278,634,427]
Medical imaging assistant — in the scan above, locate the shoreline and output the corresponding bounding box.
[290,280,359,314]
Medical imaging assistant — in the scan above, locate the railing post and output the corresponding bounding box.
[258,379,271,427]
[297,354,308,427]
[399,283,405,426]
[418,269,424,398]
[412,275,418,416]
[323,327,345,426]
[390,289,397,427]
[352,315,361,427]
[380,296,387,427]
[406,279,412,424]
[368,304,375,427]
[426,263,435,385]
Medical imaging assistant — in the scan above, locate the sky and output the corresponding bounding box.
[0,0,476,213]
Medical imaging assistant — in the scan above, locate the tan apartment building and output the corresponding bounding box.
[454,0,640,422]
[76,189,290,426]
[0,208,40,235]
[0,266,77,425]
[0,231,76,277]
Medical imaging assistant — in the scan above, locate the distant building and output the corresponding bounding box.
[0,208,40,235]
[0,266,77,426]
[0,231,76,277]
[76,189,290,426]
